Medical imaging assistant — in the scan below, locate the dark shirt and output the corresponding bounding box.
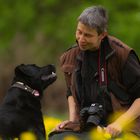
[75,50,112,116]
[73,50,140,110]
[122,51,140,98]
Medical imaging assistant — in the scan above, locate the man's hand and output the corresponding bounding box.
[54,120,80,132]
[105,121,122,137]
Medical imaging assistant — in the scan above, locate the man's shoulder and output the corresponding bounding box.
[65,44,78,52]
[60,44,81,59]
[108,35,132,51]
[62,44,80,54]
[107,35,136,66]
[59,44,81,73]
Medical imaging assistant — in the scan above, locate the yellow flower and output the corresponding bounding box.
[103,132,111,139]
[43,116,62,139]
[90,128,105,140]
[63,135,79,140]
[13,138,19,140]
[20,132,37,140]
[122,132,139,140]
[115,138,123,140]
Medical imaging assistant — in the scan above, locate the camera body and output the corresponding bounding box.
[80,103,105,130]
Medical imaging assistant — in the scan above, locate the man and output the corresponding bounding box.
[49,5,140,139]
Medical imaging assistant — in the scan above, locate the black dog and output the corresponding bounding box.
[0,64,57,140]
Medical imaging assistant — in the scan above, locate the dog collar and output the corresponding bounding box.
[11,82,40,97]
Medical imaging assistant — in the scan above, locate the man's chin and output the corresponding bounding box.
[79,45,87,51]
[79,45,99,51]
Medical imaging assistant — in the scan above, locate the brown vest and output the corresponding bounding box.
[60,36,140,134]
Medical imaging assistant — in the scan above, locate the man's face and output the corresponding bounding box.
[76,22,105,51]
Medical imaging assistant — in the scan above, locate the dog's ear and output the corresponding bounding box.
[15,64,26,75]
[15,64,32,77]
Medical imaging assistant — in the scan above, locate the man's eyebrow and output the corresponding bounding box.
[77,28,81,31]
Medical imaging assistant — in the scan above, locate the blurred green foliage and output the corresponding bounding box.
[0,0,140,55]
[0,0,140,112]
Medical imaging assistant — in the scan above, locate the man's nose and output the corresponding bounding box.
[78,34,86,42]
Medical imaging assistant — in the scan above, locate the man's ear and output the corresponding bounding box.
[100,32,108,40]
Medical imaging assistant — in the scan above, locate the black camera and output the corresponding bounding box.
[80,103,105,130]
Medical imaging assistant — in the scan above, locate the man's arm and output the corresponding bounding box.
[55,96,80,131]
[105,51,140,137]
[106,98,140,137]
[68,96,80,122]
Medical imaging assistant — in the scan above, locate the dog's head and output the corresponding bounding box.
[13,64,57,94]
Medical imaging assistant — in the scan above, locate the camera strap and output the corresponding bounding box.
[98,43,108,94]
[97,40,130,100]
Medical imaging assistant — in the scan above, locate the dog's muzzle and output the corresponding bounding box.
[41,72,56,80]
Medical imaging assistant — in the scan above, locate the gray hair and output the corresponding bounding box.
[78,5,108,34]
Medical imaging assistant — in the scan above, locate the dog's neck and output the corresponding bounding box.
[11,82,40,97]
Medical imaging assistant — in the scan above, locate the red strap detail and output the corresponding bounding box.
[98,48,101,86]
[98,46,108,87]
